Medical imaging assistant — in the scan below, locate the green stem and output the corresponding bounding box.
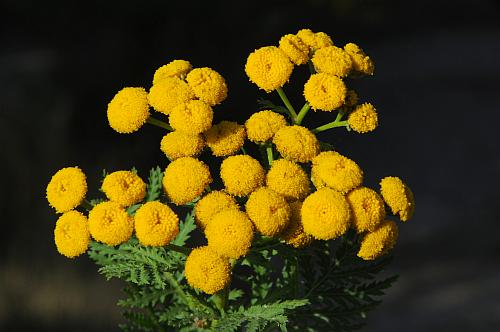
[266,145,274,167]
[240,146,247,154]
[166,244,191,255]
[311,120,348,134]
[295,102,311,125]
[276,87,297,120]
[81,199,94,211]
[146,116,173,131]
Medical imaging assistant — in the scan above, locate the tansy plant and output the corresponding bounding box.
[46,29,415,331]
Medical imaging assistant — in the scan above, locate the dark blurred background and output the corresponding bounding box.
[1,0,500,331]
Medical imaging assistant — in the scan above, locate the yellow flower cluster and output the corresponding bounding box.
[311,151,363,193]
[304,73,347,111]
[358,220,398,260]
[280,201,313,248]
[107,87,150,133]
[153,59,192,83]
[160,131,204,160]
[245,46,294,92]
[46,167,87,213]
[266,159,310,201]
[220,155,265,196]
[54,211,90,258]
[184,246,231,294]
[246,187,291,237]
[273,125,320,162]
[348,103,378,133]
[204,121,246,157]
[380,176,415,222]
[101,171,146,207]
[245,110,287,143]
[134,201,179,247]
[194,190,239,230]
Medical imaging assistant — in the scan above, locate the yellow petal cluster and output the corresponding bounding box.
[280,201,313,248]
[194,191,239,230]
[273,125,320,163]
[279,34,310,65]
[266,159,310,201]
[304,73,347,111]
[296,29,333,51]
[184,246,231,294]
[380,177,415,222]
[312,46,352,77]
[245,46,294,92]
[160,131,205,160]
[169,100,213,134]
[186,67,228,106]
[101,170,146,207]
[46,167,87,213]
[245,110,287,143]
[357,220,398,260]
[54,211,90,258]
[204,121,246,157]
[88,201,134,246]
[348,103,378,133]
[134,201,179,247]
[311,151,363,193]
[107,87,150,134]
[344,43,374,75]
[153,59,192,84]
[245,187,290,236]
[148,77,195,115]
[301,187,351,240]
[220,155,265,196]
[347,187,386,233]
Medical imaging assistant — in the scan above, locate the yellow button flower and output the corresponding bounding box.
[273,125,320,163]
[134,201,179,247]
[245,187,290,237]
[312,46,352,78]
[245,46,294,92]
[46,167,87,213]
[163,157,212,205]
[160,131,205,160]
[107,87,150,134]
[311,151,363,193]
[101,171,146,207]
[348,103,378,133]
[205,209,254,259]
[204,121,246,157]
[296,29,333,51]
[303,73,347,111]
[153,59,192,84]
[54,210,90,258]
[148,77,195,115]
[347,187,386,233]
[266,159,310,201]
[184,246,231,294]
[88,201,134,246]
[358,220,398,260]
[380,177,415,222]
[279,34,310,65]
[245,110,287,143]
[344,43,374,75]
[220,155,265,196]
[194,191,239,230]
[169,100,213,134]
[280,201,313,248]
[186,67,228,106]
[301,188,351,240]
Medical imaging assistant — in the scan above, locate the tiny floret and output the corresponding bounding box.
[312,46,352,77]
[266,159,310,201]
[153,60,193,84]
[279,34,310,65]
[304,73,347,111]
[311,151,363,193]
[344,43,374,75]
[134,201,179,247]
[204,121,246,157]
[347,187,386,233]
[88,201,134,246]
[220,155,265,196]
[245,187,290,236]
[160,131,205,160]
[54,210,90,258]
[107,87,150,134]
[148,77,195,115]
[184,246,231,294]
[358,220,398,260]
[186,67,228,106]
[169,100,213,134]
[380,177,415,222]
[194,191,239,230]
[280,201,313,248]
[245,46,294,92]
[46,167,87,213]
[101,170,146,207]
[273,125,320,163]
[348,103,378,133]
[296,29,333,51]
[245,110,287,143]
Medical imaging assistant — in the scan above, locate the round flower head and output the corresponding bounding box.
[46,167,87,213]
[347,187,386,233]
[101,170,146,207]
[245,187,290,237]
[301,187,351,240]
[273,125,320,163]
[148,77,195,115]
[278,34,310,65]
[169,100,213,134]
[358,220,398,260]
[160,131,205,160]
[163,157,212,205]
[205,209,254,259]
[380,177,415,222]
[312,46,352,78]
[88,201,134,246]
[245,46,294,92]
[220,155,265,196]
[153,59,192,84]
[204,121,246,157]
[348,103,378,133]
[195,191,239,230]
[304,73,347,111]
[344,43,374,75]
[266,159,310,201]
[184,246,231,294]
[245,110,287,143]
[54,211,90,258]
[311,151,363,193]
[296,29,333,51]
[280,201,313,248]
[186,67,228,106]
[134,201,179,247]
[107,87,150,134]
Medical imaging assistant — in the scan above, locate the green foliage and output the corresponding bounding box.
[257,98,290,116]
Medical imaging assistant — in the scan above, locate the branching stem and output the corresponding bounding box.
[295,102,310,125]
[276,87,297,120]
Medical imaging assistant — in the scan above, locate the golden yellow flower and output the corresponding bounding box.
[348,103,378,133]
[184,246,231,294]
[134,201,179,247]
[311,151,363,193]
[186,67,228,106]
[280,201,313,248]
[380,177,415,222]
[347,187,386,233]
[245,110,287,143]
[205,209,254,259]
[357,220,398,260]
[266,159,310,201]
[245,46,294,92]
[153,59,192,84]
[54,210,90,258]
[303,73,347,111]
[194,191,239,230]
[101,170,146,207]
[160,131,205,160]
[204,121,246,157]
[344,43,374,75]
[273,125,320,163]
[312,46,352,77]
[245,187,290,236]
[296,29,333,51]
[301,187,351,240]
[107,87,150,134]
[278,34,310,65]
[88,201,134,246]
[46,167,87,213]
[169,100,213,134]
[220,155,265,196]
[163,157,212,205]
[148,77,195,115]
